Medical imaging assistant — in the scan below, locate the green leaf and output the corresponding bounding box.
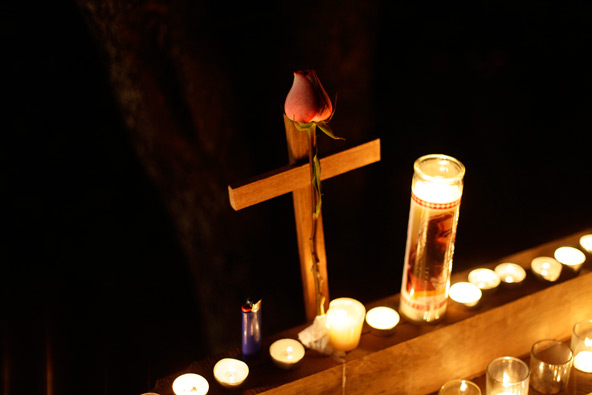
[312,151,322,217]
[317,121,344,140]
[293,120,315,133]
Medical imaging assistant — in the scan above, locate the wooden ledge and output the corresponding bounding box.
[152,229,592,394]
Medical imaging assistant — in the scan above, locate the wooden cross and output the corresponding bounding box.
[228,117,381,321]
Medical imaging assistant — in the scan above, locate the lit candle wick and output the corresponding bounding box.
[286,346,293,360]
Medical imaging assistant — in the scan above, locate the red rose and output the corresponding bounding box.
[284,70,333,123]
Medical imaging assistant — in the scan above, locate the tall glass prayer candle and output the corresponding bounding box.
[400,154,465,323]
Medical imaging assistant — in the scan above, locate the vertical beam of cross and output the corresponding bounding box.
[228,134,380,321]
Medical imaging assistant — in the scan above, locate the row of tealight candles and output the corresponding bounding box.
[448,235,591,308]
[161,234,591,395]
[165,298,400,394]
[439,320,592,395]
[167,339,306,394]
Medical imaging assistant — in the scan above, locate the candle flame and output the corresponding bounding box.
[502,372,510,384]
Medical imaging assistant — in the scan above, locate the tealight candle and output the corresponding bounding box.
[574,351,592,373]
[531,256,562,282]
[554,246,586,272]
[449,282,482,308]
[494,263,526,285]
[580,234,592,253]
[468,268,501,292]
[439,379,481,395]
[213,358,249,389]
[365,306,400,335]
[486,356,530,395]
[326,297,366,352]
[571,320,592,373]
[269,338,305,370]
[172,373,209,395]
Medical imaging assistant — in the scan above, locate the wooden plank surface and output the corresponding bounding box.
[152,228,592,395]
[270,270,592,394]
[228,138,381,211]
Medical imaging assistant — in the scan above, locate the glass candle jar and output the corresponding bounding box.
[399,154,465,323]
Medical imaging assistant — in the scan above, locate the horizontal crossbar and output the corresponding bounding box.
[228,138,381,211]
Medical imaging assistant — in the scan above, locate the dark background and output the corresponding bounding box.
[3,1,591,394]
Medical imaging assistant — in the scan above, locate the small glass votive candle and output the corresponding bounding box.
[172,373,209,395]
[213,358,249,389]
[449,282,482,308]
[468,268,501,294]
[486,356,529,395]
[494,263,526,285]
[530,339,573,394]
[326,297,366,352]
[554,246,586,272]
[365,306,400,336]
[530,257,562,282]
[571,320,592,373]
[580,234,592,253]
[269,338,305,370]
[439,379,481,394]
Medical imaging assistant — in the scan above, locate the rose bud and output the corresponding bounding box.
[284,70,333,123]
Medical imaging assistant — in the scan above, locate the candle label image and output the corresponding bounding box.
[400,195,460,321]
[399,154,464,323]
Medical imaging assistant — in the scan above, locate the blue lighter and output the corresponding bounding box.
[241,298,262,358]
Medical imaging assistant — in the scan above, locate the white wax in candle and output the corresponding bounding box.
[495,263,526,284]
[365,306,400,331]
[269,338,305,370]
[580,234,592,252]
[468,268,501,290]
[531,256,562,282]
[213,358,249,388]
[326,298,365,352]
[554,246,586,271]
[574,351,592,373]
[172,373,209,395]
[413,179,462,204]
[449,282,482,307]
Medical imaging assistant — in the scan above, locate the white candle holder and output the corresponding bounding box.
[531,256,562,282]
[400,154,465,323]
[365,306,400,336]
[326,297,366,352]
[213,358,249,389]
[449,282,482,308]
[172,373,209,395]
[269,338,305,370]
[468,268,501,294]
[554,246,586,272]
[580,234,592,253]
[494,263,526,285]
[571,320,592,373]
